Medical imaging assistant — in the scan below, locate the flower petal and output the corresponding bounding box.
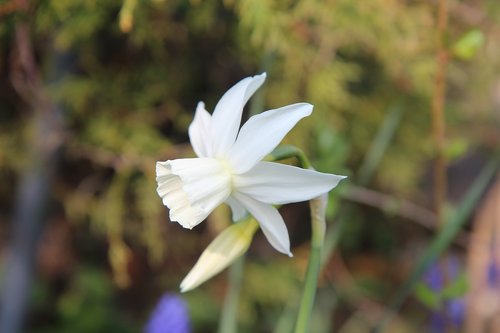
[234,161,347,204]
[228,103,313,174]
[233,192,292,256]
[211,73,267,158]
[188,102,213,158]
[156,158,231,229]
[225,195,247,221]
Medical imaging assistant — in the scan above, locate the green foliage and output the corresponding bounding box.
[30,269,138,333]
[452,29,485,61]
[414,283,441,310]
[414,273,468,310]
[1,0,499,331]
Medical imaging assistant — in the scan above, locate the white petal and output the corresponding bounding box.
[211,73,267,158]
[180,218,259,292]
[233,192,292,256]
[234,161,347,204]
[228,103,313,174]
[156,158,231,229]
[188,102,213,158]
[225,196,247,221]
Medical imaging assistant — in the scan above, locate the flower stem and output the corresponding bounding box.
[294,247,321,333]
[268,145,311,168]
[218,255,245,333]
[269,145,328,332]
[294,194,328,333]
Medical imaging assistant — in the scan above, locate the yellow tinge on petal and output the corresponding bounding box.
[180,218,259,292]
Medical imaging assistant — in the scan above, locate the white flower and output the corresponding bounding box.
[156,73,346,256]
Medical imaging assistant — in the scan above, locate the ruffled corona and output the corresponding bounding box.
[156,158,231,229]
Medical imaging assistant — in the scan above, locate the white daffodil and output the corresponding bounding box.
[156,73,346,256]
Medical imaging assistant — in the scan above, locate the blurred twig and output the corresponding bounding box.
[341,185,469,248]
[66,141,191,173]
[431,0,449,227]
[325,254,402,333]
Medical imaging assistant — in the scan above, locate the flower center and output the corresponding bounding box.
[219,158,235,191]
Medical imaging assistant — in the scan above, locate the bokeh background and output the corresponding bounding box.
[0,0,499,332]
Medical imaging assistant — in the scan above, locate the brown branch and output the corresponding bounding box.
[431,0,449,228]
[323,253,405,332]
[66,141,192,174]
[341,185,468,247]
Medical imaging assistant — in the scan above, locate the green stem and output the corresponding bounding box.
[218,256,245,333]
[268,146,329,332]
[294,246,321,333]
[268,145,311,169]
[294,195,328,333]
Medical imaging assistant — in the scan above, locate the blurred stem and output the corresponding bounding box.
[324,102,405,264]
[218,256,245,333]
[357,103,404,185]
[431,0,449,227]
[0,20,67,333]
[294,195,327,333]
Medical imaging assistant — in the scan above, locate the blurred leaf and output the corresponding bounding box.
[441,273,468,299]
[452,29,485,61]
[444,138,469,161]
[414,283,441,309]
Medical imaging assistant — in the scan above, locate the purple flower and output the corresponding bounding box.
[424,263,444,292]
[145,293,191,333]
[422,258,466,332]
[487,260,499,288]
[447,299,465,327]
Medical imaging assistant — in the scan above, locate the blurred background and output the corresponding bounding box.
[0,0,499,332]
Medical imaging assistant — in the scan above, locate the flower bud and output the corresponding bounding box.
[180,218,259,292]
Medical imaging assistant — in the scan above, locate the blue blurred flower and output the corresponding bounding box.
[424,263,444,292]
[447,298,465,327]
[145,293,191,333]
[429,299,464,333]
[487,259,499,288]
[423,257,466,333]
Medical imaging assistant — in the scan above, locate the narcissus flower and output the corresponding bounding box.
[156,73,346,256]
